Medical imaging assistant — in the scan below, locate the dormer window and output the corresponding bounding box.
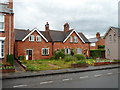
[0,14,4,31]
[36,35,41,42]
[70,36,73,43]
[74,36,78,43]
[29,35,34,41]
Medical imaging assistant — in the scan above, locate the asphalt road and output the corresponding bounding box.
[2,68,119,88]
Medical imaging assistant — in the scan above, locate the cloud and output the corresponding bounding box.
[13,0,118,38]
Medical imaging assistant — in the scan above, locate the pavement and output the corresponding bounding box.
[1,64,120,80]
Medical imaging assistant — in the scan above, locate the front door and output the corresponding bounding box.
[26,49,32,60]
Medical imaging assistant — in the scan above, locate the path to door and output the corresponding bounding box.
[14,60,25,72]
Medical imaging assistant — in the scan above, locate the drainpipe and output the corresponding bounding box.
[8,14,11,55]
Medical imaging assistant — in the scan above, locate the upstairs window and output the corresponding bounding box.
[36,35,41,42]
[70,36,73,43]
[109,35,112,43]
[29,35,34,41]
[42,48,49,56]
[113,34,116,43]
[74,36,78,43]
[0,14,4,31]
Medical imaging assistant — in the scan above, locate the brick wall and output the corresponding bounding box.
[15,31,53,60]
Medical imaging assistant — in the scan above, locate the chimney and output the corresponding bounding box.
[45,22,49,31]
[8,0,13,9]
[64,23,69,32]
[96,32,100,38]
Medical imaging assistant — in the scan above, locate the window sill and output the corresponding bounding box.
[70,42,78,44]
[0,57,4,59]
[42,55,49,56]
[0,31,5,33]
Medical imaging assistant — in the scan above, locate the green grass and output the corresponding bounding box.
[21,59,120,71]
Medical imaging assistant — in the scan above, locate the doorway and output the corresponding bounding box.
[26,49,33,60]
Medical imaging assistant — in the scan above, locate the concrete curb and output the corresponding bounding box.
[2,65,120,80]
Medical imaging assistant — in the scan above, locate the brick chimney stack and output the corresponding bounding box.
[96,32,100,39]
[64,23,69,32]
[45,22,49,31]
[8,0,13,9]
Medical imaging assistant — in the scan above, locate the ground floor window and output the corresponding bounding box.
[107,49,110,56]
[42,48,49,55]
[65,48,71,54]
[76,48,82,54]
[0,41,4,58]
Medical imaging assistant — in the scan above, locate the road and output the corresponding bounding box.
[2,68,119,88]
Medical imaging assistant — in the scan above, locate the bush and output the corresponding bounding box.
[22,59,28,64]
[77,60,86,64]
[6,54,14,66]
[18,56,24,61]
[90,49,105,58]
[74,54,85,60]
[54,49,65,59]
[64,55,77,62]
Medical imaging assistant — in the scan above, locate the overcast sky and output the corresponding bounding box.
[13,0,118,38]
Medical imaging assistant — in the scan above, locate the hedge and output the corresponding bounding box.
[90,49,105,58]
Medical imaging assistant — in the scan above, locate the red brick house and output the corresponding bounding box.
[89,32,105,50]
[0,0,14,63]
[15,22,90,60]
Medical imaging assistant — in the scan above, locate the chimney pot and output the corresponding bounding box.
[45,22,49,31]
[64,22,69,32]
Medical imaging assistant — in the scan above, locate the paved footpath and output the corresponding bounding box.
[1,64,120,80]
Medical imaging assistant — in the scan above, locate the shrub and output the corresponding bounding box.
[54,49,65,59]
[77,60,86,64]
[22,59,27,64]
[18,56,24,61]
[90,49,105,58]
[74,54,85,60]
[6,54,14,66]
[64,55,77,62]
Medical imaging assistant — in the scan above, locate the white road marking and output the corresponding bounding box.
[40,81,53,84]
[80,76,88,79]
[13,85,27,88]
[62,78,73,81]
[94,74,102,77]
[107,73,113,75]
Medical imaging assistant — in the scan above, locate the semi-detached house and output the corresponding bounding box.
[15,22,90,60]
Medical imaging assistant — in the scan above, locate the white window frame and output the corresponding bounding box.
[74,36,78,43]
[76,48,82,54]
[70,36,73,43]
[90,43,96,46]
[29,35,34,41]
[65,48,71,54]
[42,48,49,56]
[0,14,4,31]
[36,35,41,42]
[0,40,4,58]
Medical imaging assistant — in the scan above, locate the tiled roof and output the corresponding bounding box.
[110,27,120,37]
[88,36,104,43]
[14,29,89,43]
[78,33,90,43]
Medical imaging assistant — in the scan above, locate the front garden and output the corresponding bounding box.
[18,49,120,71]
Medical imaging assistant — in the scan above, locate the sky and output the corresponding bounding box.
[13,0,119,38]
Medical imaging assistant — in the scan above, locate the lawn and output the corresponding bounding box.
[22,59,76,71]
[21,59,120,71]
